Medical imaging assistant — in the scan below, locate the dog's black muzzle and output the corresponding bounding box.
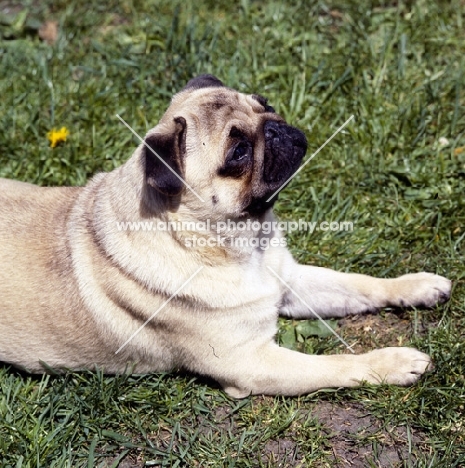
[262,120,307,185]
[244,121,307,216]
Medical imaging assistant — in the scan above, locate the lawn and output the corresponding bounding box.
[0,0,464,466]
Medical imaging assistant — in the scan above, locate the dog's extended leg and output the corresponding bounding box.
[219,342,432,398]
[278,263,451,319]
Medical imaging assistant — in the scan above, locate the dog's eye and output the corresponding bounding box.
[232,142,249,161]
[218,141,252,178]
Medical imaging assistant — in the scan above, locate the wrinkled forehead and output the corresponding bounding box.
[170,88,270,129]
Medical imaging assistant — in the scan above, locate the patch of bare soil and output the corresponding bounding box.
[339,310,428,353]
[0,1,23,14]
[313,401,427,467]
[262,438,300,466]
[101,399,428,468]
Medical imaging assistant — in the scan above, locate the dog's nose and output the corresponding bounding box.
[264,121,280,141]
[263,121,307,184]
[264,120,307,149]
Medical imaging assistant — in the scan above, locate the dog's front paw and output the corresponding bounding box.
[390,272,451,308]
[363,347,432,386]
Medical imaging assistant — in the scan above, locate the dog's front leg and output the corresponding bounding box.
[278,263,451,319]
[218,342,432,398]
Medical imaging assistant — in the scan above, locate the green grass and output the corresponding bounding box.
[1,0,464,466]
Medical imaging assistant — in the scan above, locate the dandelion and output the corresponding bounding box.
[47,126,69,148]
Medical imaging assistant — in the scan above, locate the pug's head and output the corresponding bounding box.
[142,75,307,219]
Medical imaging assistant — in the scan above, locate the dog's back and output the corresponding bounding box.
[0,179,93,371]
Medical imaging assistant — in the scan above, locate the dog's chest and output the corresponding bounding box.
[193,250,284,311]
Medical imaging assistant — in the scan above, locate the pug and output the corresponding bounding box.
[0,75,451,398]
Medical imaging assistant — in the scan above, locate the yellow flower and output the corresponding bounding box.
[47,126,69,148]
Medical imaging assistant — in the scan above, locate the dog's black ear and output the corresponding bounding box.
[144,117,186,196]
[182,74,224,92]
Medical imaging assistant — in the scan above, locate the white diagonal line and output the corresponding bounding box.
[267,266,355,353]
[116,114,205,202]
[266,115,354,202]
[115,266,204,354]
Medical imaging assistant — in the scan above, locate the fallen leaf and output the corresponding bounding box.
[295,319,338,338]
[330,10,343,19]
[38,20,58,45]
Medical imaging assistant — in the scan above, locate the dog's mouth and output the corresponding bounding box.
[242,193,278,217]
